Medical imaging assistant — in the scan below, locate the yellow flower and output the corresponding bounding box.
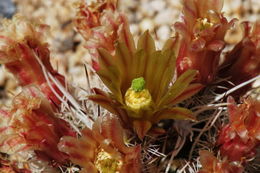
[89,30,203,139]
[58,115,141,173]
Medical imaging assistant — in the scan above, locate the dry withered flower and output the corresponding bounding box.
[220,21,260,92]
[89,30,203,139]
[0,15,65,106]
[217,96,260,162]
[58,114,141,173]
[0,86,75,165]
[174,0,236,84]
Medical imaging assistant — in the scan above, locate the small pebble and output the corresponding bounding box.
[150,0,166,11]
[140,2,155,17]
[140,18,154,32]
[154,9,174,25]
[157,25,171,41]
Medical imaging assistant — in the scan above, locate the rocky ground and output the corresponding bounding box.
[0,0,259,97]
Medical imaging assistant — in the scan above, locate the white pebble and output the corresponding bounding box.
[140,18,154,32]
[154,9,174,25]
[130,24,139,35]
[140,3,155,17]
[157,25,171,41]
[150,0,166,11]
